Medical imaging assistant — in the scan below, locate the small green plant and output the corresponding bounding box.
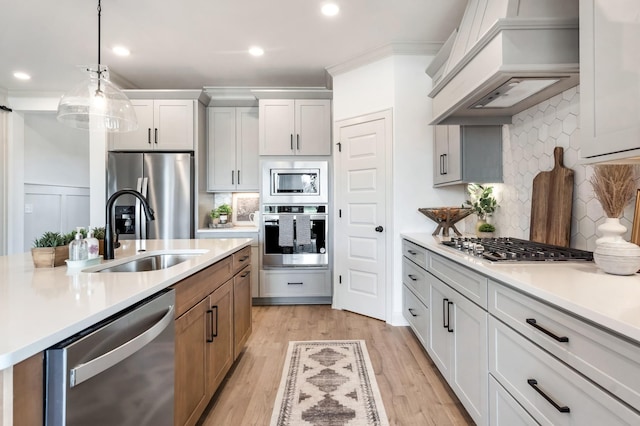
[478,223,495,233]
[92,226,106,240]
[210,209,220,219]
[216,204,232,216]
[33,231,66,248]
[464,184,498,220]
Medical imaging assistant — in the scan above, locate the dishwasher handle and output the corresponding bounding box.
[69,304,175,388]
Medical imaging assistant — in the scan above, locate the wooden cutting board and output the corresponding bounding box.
[529,147,574,247]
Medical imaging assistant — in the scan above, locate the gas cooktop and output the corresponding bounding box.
[442,237,594,262]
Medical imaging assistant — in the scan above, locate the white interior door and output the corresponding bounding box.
[334,111,391,321]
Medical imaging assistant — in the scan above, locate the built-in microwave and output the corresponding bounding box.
[261,161,328,204]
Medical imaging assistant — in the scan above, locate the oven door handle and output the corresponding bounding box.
[69,304,175,388]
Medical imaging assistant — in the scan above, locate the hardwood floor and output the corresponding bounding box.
[198,305,474,426]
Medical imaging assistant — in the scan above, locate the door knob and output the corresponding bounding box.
[375,226,384,232]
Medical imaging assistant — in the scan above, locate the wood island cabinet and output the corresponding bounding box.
[172,246,252,426]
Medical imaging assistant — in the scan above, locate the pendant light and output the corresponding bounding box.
[56,0,137,132]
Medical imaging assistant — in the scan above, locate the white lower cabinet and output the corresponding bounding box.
[489,376,537,426]
[489,317,640,425]
[402,284,429,347]
[428,273,488,425]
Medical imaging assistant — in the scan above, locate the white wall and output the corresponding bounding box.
[0,89,8,255]
[332,54,464,325]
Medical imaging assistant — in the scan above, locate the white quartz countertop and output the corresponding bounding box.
[402,233,640,345]
[0,238,252,369]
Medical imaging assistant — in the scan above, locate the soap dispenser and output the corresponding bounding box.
[69,227,88,261]
[86,228,99,259]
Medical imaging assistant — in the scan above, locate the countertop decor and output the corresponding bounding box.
[418,207,473,236]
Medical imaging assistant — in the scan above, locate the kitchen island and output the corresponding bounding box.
[401,233,640,425]
[0,237,252,426]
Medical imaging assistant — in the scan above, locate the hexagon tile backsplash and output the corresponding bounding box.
[465,85,640,252]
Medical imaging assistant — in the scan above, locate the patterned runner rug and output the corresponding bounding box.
[270,340,390,426]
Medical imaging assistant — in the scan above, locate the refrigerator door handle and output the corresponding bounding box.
[141,177,149,240]
[135,178,143,239]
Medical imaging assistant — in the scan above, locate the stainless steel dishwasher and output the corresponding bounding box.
[45,289,175,426]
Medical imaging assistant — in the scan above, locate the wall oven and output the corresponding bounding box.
[262,205,328,268]
[262,161,328,204]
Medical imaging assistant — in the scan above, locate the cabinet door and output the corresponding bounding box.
[445,125,462,182]
[154,100,194,151]
[207,107,237,191]
[259,99,295,155]
[206,279,234,396]
[110,100,154,150]
[235,107,259,191]
[580,0,640,160]
[428,275,452,378]
[433,125,449,185]
[175,297,209,426]
[294,99,331,155]
[450,289,488,425]
[233,267,252,359]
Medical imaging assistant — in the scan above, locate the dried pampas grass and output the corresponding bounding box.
[590,165,637,218]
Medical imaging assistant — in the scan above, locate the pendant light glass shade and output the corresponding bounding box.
[57,66,137,132]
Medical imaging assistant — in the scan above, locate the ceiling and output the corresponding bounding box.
[0,0,466,94]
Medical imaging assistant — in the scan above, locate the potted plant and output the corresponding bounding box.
[464,183,498,235]
[31,231,69,268]
[92,226,106,255]
[209,209,220,227]
[477,223,496,238]
[217,204,232,224]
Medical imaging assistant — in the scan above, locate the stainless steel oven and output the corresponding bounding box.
[262,161,328,204]
[262,205,328,268]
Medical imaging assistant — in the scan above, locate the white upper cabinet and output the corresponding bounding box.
[110,99,195,151]
[579,0,640,162]
[207,107,259,192]
[259,99,331,155]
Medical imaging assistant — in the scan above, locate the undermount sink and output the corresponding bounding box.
[89,252,203,273]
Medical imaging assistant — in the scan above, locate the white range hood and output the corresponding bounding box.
[427,0,579,125]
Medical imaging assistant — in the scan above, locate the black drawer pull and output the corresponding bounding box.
[407,274,417,281]
[239,255,250,262]
[447,301,454,332]
[288,282,303,285]
[443,298,449,329]
[407,249,417,255]
[240,271,250,278]
[526,318,569,342]
[408,308,417,317]
[527,379,570,413]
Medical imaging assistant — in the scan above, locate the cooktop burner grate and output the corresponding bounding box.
[442,237,594,262]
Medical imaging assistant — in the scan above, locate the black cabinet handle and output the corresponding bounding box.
[290,134,293,150]
[407,274,417,281]
[240,271,250,278]
[526,318,569,342]
[237,170,240,185]
[154,128,158,144]
[447,301,454,332]
[527,379,570,413]
[206,309,214,342]
[239,255,250,262]
[296,134,300,150]
[407,250,417,255]
[147,128,151,144]
[212,305,218,338]
[442,153,447,175]
[408,308,417,317]
[288,282,303,285]
[231,170,235,184]
[443,298,449,328]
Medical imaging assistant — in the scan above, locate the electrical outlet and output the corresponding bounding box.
[24,204,33,213]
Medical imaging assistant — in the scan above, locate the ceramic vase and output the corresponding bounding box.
[596,217,626,245]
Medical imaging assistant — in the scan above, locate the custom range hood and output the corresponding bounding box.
[427,0,579,125]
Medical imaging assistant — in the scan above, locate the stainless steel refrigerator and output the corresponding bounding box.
[107,152,194,240]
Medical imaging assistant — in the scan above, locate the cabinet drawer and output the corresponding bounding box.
[489,375,537,426]
[489,317,640,425]
[489,281,640,409]
[402,257,429,305]
[403,284,429,346]
[232,245,252,274]
[260,270,330,297]
[428,251,487,309]
[402,239,429,270]
[171,256,233,317]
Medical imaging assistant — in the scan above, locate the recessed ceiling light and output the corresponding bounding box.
[112,45,130,56]
[321,3,339,16]
[13,71,31,80]
[249,46,264,57]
